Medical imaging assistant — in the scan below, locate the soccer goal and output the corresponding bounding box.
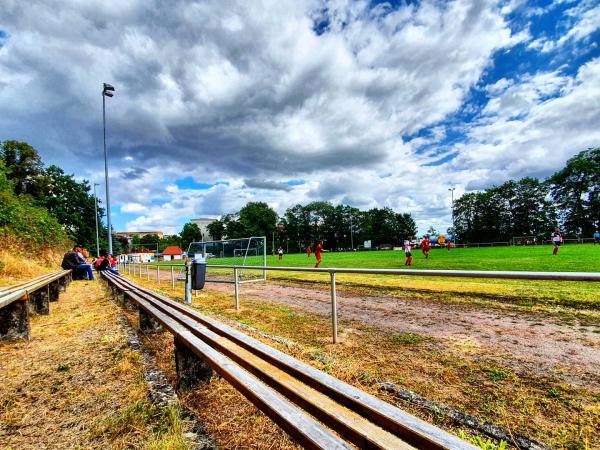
[511,236,539,246]
[187,237,267,283]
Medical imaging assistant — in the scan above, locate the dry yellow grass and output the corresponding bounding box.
[0,236,66,283]
[0,279,190,449]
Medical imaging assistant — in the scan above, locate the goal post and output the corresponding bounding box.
[511,236,539,246]
[187,237,267,282]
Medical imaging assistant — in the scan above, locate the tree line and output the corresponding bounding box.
[454,148,600,242]
[1,140,106,251]
[206,201,417,252]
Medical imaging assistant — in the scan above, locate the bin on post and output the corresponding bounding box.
[191,255,206,290]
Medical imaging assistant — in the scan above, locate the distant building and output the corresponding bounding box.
[162,246,184,261]
[115,231,164,240]
[191,216,220,241]
[118,250,156,263]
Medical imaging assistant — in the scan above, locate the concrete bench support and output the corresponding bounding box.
[0,300,30,341]
[139,308,163,333]
[28,291,50,315]
[49,282,60,302]
[123,294,137,311]
[174,336,213,390]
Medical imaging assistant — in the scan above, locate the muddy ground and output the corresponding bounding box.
[199,277,600,390]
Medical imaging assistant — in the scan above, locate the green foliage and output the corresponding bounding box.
[0,160,68,248]
[390,332,430,345]
[282,202,416,250]
[179,222,202,247]
[454,149,600,242]
[44,165,106,248]
[454,178,556,242]
[484,367,510,382]
[206,219,225,240]
[1,140,105,250]
[0,140,50,197]
[548,148,600,236]
[458,431,507,450]
[158,234,183,252]
[239,202,278,237]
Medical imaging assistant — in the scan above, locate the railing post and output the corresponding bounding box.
[330,271,338,344]
[171,266,175,288]
[157,266,160,285]
[234,267,240,310]
[185,262,192,304]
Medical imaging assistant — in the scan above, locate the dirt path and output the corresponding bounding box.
[204,279,600,388]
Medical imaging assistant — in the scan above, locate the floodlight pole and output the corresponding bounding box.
[449,187,456,244]
[93,183,100,257]
[349,214,354,250]
[102,82,115,254]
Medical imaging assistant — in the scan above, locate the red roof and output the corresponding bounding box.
[162,246,183,255]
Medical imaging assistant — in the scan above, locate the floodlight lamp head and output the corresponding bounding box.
[102,83,115,96]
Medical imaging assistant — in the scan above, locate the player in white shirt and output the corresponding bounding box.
[404,239,413,266]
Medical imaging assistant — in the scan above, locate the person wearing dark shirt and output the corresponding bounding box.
[61,245,94,280]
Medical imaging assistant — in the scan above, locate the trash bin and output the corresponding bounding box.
[191,257,206,290]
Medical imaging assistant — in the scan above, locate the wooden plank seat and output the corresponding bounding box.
[102,271,475,450]
[0,270,71,341]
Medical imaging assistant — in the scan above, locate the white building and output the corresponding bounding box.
[191,216,220,241]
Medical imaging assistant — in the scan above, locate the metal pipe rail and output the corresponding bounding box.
[119,261,600,343]
[203,265,600,281]
[102,271,475,450]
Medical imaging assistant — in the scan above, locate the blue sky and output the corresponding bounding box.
[1,0,599,235]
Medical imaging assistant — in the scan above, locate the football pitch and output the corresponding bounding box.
[261,244,600,272]
[156,243,600,272]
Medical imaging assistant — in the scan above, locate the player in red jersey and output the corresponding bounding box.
[420,236,431,259]
[307,242,313,258]
[314,240,324,268]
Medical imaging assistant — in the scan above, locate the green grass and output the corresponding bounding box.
[144,245,600,311]
[155,244,600,272]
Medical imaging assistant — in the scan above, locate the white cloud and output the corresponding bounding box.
[0,0,597,236]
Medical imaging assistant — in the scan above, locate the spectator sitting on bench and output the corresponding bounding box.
[94,250,120,276]
[61,245,94,280]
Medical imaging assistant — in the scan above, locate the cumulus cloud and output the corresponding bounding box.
[0,0,597,235]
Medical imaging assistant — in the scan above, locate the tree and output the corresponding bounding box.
[222,214,247,239]
[548,148,600,236]
[238,202,278,238]
[158,234,183,252]
[206,220,225,240]
[426,226,439,237]
[0,140,50,198]
[43,165,106,249]
[179,222,202,247]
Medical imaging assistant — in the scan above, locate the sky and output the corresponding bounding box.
[1,0,599,236]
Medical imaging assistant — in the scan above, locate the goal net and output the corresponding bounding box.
[511,236,539,246]
[187,237,267,282]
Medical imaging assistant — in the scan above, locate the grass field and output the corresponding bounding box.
[156,243,600,272]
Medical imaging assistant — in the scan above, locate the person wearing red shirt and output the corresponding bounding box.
[307,242,313,258]
[420,236,431,259]
[314,240,324,268]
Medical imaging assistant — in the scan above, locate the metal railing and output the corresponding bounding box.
[118,261,600,344]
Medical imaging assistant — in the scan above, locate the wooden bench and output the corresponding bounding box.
[102,271,475,450]
[0,270,71,341]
